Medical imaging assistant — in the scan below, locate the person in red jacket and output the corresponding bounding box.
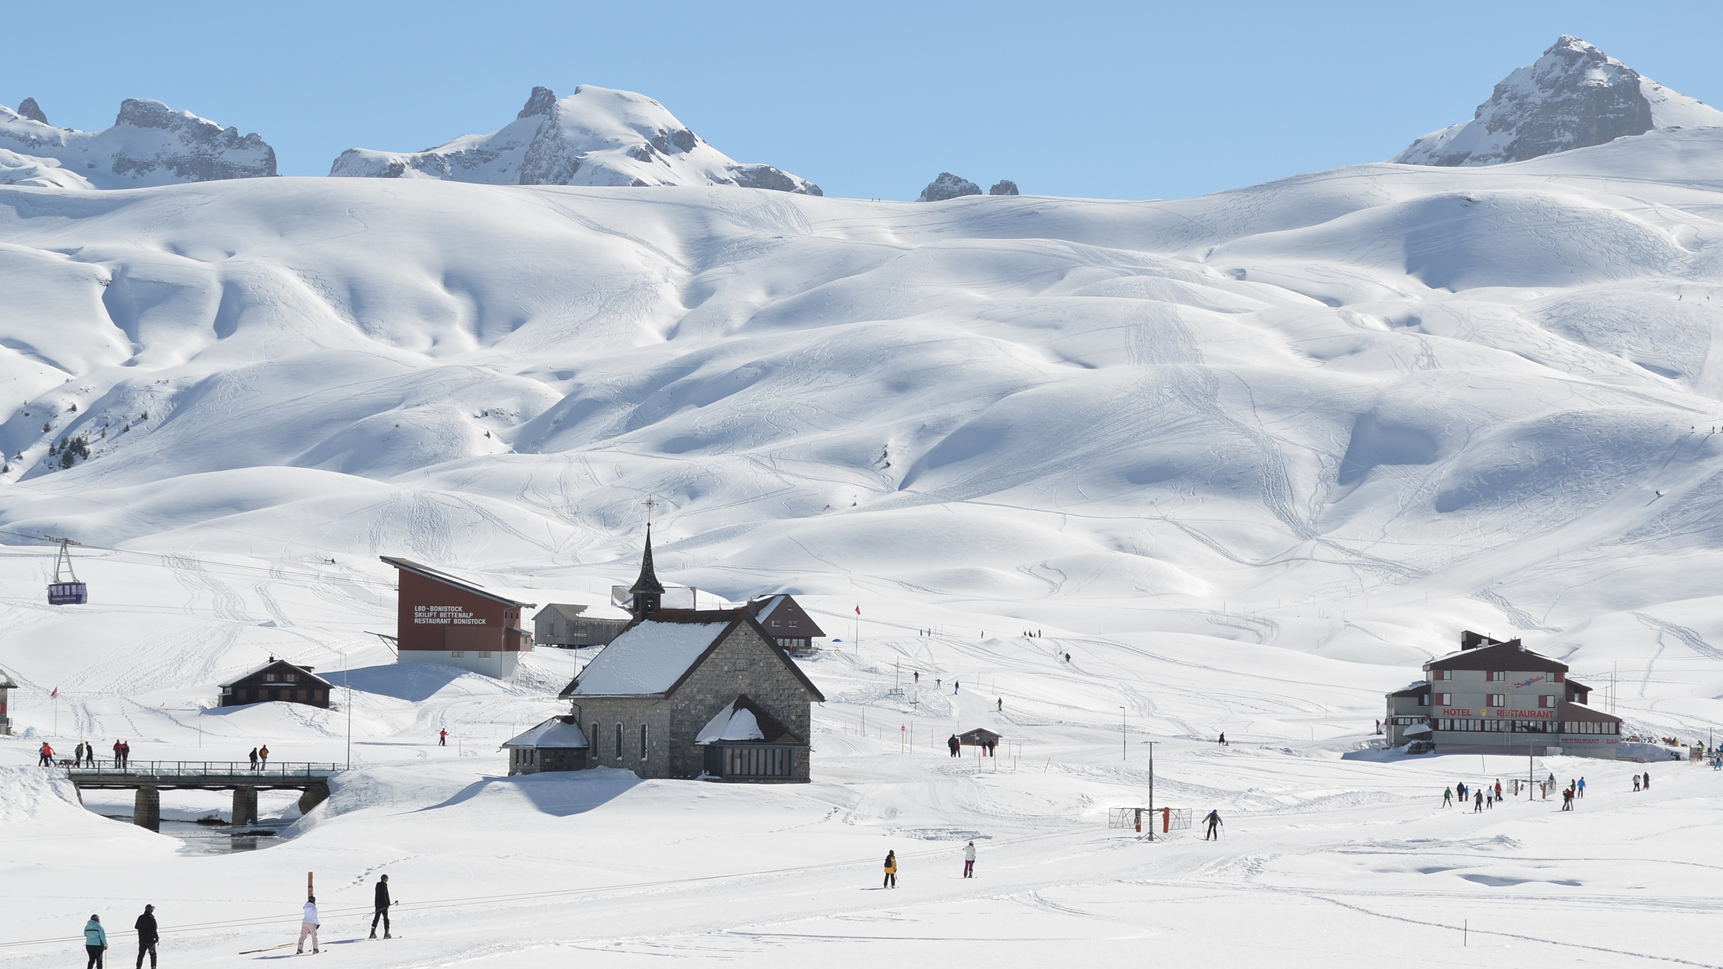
[38,742,54,766]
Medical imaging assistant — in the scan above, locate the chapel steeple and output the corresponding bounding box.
[629,525,665,620]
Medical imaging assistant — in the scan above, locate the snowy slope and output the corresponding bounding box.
[329,85,821,194]
[1,117,1723,967]
[0,98,276,189]
[1395,36,1723,166]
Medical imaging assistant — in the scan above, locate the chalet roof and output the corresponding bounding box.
[695,695,800,745]
[748,594,827,639]
[1558,700,1621,724]
[1424,640,1567,675]
[502,715,590,749]
[379,556,535,609]
[958,727,1002,744]
[629,526,665,596]
[219,658,332,690]
[533,603,589,622]
[1387,684,1428,699]
[0,665,16,690]
[559,611,826,701]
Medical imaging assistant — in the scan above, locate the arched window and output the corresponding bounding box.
[614,723,623,760]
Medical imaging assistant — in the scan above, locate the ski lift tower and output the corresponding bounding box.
[45,536,87,605]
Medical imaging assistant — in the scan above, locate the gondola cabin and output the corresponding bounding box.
[48,581,87,605]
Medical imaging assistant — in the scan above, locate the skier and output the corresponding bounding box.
[1203,810,1222,840]
[1457,781,1466,801]
[1633,774,1641,792]
[75,741,85,766]
[84,741,95,768]
[1577,777,1586,799]
[913,671,919,684]
[38,741,53,767]
[83,914,107,969]
[1561,787,1573,811]
[1442,787,1453,808]
[948,735,961,758]
[996,698,1003,712]
[1218,732,1226,746]
[438,729,447,747]
[370,874,392,939]
[259,745,270,769]
[134,904,158,969]
[297,895,320,955]
[1494,780,1501,801]
[953,680,960,694]
[1473,790,1483,813]
[1484,787,1493,810]
[963,841,976,878]
[1643,770,1651,790]
[883,851,897,889]
[248,747,259,770]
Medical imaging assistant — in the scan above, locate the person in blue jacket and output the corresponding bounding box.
[83,914,107,969]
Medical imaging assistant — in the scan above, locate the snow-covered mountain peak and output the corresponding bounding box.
[1394,35,1723,166]
[330,84,821,195]
[0,97,275,189]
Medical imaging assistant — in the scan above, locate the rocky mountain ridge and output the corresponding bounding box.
[330,85,821,195]
[1395,35,1723,166]
[0,97,276,189]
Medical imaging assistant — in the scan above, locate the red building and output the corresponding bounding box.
[381,557,536,679]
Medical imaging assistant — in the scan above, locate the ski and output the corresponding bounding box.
[239,942,297,954]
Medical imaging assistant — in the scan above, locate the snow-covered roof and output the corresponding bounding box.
[534,603,588,621]
[754,595,787,623]
[503,716,589,749]
[218,658,331,689]
[696,704,764,744]
[564,619,732,695]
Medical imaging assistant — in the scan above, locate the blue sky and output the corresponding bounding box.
[7,1,1720,200]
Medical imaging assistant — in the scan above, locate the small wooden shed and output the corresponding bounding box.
[958,727,1002,755]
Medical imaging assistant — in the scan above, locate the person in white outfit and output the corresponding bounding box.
[297,896,320,954]
[963,841,976,878]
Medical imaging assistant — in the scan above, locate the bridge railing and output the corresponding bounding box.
[63,761,340,778]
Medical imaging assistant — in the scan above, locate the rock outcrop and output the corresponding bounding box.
[0,98,276,189]
[330,85,821,195]
[917,172,981,202]
[1395,36,1723,166]
[989,179,1019,196]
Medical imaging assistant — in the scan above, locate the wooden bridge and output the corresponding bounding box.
[64,761,340,831]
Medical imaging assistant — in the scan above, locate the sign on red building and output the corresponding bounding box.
[382,557,535,679]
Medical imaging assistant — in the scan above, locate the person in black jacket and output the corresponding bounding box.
[134,905,158,969]
[370,874,392,939]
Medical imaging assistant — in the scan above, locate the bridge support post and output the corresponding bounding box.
[232,786,258,827]
[297,782,329,817]
[133,786,160,831]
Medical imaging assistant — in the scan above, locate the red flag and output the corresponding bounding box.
[855,605,861,616]
[49,686,57,698]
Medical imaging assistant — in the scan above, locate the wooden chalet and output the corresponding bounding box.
[219,657,332,709]
[745,595,826,653]
[0,663,16,735]
[533,603,629,648]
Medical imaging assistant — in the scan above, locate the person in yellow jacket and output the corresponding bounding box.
[883,850,897,889]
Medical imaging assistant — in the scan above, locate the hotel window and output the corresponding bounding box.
[1437,693,1451,706]
[640,724,649,761]
[479,651,492,658]
[771,620,781,627]
[1433,670,1451,681]
[1539,695,1556,709]
[789,620,798,627]
[1487,694,1506,707]
[1487,671,1506,682]
[265,673,277,682]
[284,673,297,683]
[451,650,465,658]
